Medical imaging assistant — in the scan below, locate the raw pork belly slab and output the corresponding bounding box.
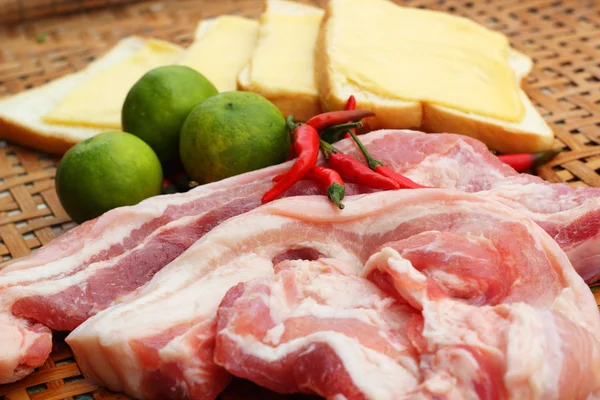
[0,172,274,383]
[0,137,372,383]
[2,129,600,383]
[215,204,600,399]
[361,130,600,282]
[68,189,600,400]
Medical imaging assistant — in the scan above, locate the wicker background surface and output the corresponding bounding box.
[0,0,599,399]
[0,0,143,25]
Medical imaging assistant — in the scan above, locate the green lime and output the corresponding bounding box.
[180,91,289,184]
[55,131,163,224]
[122,65,218,163]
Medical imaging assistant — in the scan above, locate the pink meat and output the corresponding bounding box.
[214,198,600,399]
[0,313,52,383]
[8,183,368,333]
[68,190,600,400]
[0,167,367,381]
[9,195,264,331]
[215,260,420,398]
[363,130,600,282]
[365,249,600,399]
[2,130,600,383]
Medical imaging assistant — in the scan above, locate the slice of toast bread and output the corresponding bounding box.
[181,16,259,92]
[237,0,324,122]
[315,4,422,131]
[315,0,553,153]
[422,50,553,153]
[0,37,178,155]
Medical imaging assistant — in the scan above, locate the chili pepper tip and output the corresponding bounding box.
[307,110,374,132]
[344,95,356,111]
[327,182,345,209]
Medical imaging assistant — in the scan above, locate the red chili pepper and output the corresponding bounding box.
[320,140,400,191]
[374,165,427,189]
[272,172,286,183]
[497,148,562,172]
[307,109,374,132]
[343,95,357,140]
[320,122,364,144]
[345,130,428,189]
[262,124,320,203]
[309,166,345,209]
[345,95,356,112]
[271,167,345,209]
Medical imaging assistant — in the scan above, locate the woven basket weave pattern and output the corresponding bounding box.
[0,0,143,25]
[0,0,599,399]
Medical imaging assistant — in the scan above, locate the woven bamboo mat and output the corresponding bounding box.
[0,0,143,25]
[0,0,599,399]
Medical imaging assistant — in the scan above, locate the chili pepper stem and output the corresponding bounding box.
[321,122,363,144]
[533,148,563,164]
[286,115,300,132]
[497,148,563,172]
[320,140,338,159]
[327,182,345,209]
[344,127,428,189]
[325,122,362,132]
[346,130,382,170]
[307,110,374,132]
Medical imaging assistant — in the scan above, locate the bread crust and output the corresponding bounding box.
[0,116,80,154]
[1,2,554,156]
[0,36,155,155]
[315,0,554,153]
[236,0,324,122]
[422,95,554,154]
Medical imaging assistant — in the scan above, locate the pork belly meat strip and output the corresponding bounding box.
[67,190,600,400]
[215,259,421,399]
[0,184,376,384]
[215,201,600,399]
[364,249,600,399]
[0,174,276,383]
[2,129,600,383]
[0,137,375,383]
[361,130,600,282]
[4,129,598,290]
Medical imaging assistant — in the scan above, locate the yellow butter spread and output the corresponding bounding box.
[44,39,183,129]
[246,2,323,96]
[328,0,524,122]
[181,16,258,92]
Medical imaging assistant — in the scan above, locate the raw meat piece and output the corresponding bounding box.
[215,214,600,399]
[362,130,600,282]
[0,136,375,383]
[0,177,274,383]
[215,259,421,399]
[4,129,597,291]
[0,183,371,383]
[3,129,600,383]
[68,189,600,400]
[364,248,600,399]
[0,313,51,384]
